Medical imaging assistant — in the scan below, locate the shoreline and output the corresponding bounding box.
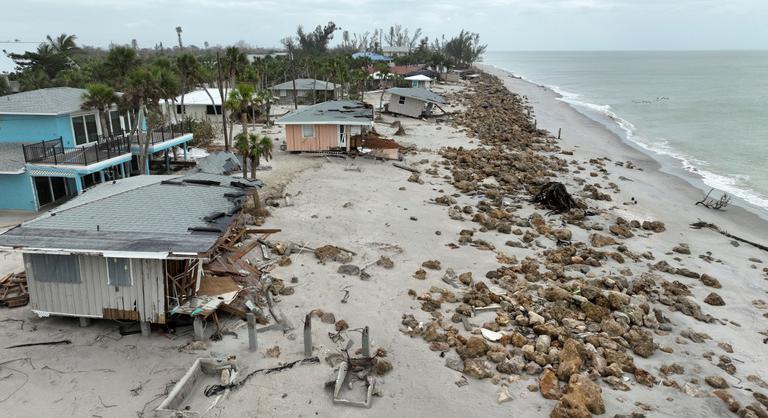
[479,63,768,243]
[478,62,768,224]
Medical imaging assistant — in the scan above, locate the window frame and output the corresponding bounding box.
[398,96,406,105]
[106,257,133,287]
[27,254,81,284]
[301,124,315,138]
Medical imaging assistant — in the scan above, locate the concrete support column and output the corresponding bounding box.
[247,313,257,352]
[144,156,150,175]
[183,142,188,161]
[79,317,91,327]
[140,321,151,337]
[99,170,105,183]
[193,317,205,341]
[119,163,126,179]
[74,175,83,195]
[164,150,170,173]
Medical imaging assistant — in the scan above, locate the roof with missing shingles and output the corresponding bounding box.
[275,100,373,125]
[0,173,263,256]
[386,87,445,105]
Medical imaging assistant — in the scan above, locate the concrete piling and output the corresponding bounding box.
[247,313,257,351]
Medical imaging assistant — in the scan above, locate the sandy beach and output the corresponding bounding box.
[1,71,768,418]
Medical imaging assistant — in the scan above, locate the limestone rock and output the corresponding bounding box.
[590,233,617,247]
[422,260,442,270]
[701,274,722,288]
[713,389,741,413]
[705,292,726,306]
[706,376,729,389]
[540,368,562,400]
[558,339,584,380]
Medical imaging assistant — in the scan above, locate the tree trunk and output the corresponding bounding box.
[242,154,248,179]
[216,51,229,151]
[99,108,111,138]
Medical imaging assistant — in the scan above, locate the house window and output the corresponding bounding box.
[28,254,81,283]
[398,96,406,105]
[301,125,314,138]
[71,114,100,145]
[206,105,222,115]
[279,90,287,97]
[176,105,183,114]
[107,257,131,287]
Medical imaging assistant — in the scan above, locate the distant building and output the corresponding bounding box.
[385,87,445,119]
[404,74,434,89]
[382,46,410,57]
[246,52,288,62]
[165,88,223,123]
[268,79,341,105]
[276,100,373,152]
[0,173,262,331]
[351,51,392,62]
[0,87,193,211]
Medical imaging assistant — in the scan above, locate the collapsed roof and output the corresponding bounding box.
[269,79,339,91]
[386,88,446,105]
[0,173,263,258]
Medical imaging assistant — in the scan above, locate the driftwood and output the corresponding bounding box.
[5,339,72,349]
[531,182,577,213]
[690,220,768,252]
[392,120,406,136]
[695,188,731,210]
[204,356,319,397]
[392,162,420,174]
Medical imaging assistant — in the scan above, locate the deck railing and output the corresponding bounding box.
[22,123,192,166]
[22,135,131,166]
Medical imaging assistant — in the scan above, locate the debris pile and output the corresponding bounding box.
[0,272,28,308]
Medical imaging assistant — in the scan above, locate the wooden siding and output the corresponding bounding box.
[285,124,341,152]
[24,253,167,324]
[388,95,425,118]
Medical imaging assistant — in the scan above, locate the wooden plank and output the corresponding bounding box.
[245,228,282,234]
[229,239,260,262]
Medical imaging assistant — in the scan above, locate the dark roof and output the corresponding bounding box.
[269,79,339,91]
[387,88,445,105]
[405,68,441,79]
[0,173,263,257]
[276,100,373,125]
[0,87,89,115]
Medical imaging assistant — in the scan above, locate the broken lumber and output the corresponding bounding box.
[691,220,768,252]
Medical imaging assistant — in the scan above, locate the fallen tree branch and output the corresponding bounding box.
[531,182,577,213]
[690,220,768,252]
[5,339,71,349]
[695,188,731,210]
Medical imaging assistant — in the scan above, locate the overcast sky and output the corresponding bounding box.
[2,0,767,72]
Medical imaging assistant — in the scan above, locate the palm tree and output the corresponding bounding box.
[175,26,184,50]
[249,134,273,179]
[374,62,391,110]
[234,133,250,179]
[226,83,255,137]
[46,33,78,55]
[175,53,202,119]
[104,46,139,88]
[254,90,275,126]
[124,66,164,174]
[81,83,118,137]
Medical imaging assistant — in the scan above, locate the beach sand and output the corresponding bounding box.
[1,74,767,417]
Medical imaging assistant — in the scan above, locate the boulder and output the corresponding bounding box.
[540,368,562,400]
[558,339,584,380]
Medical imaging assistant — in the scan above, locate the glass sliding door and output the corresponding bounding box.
[72,116,87,145]
[85,114,99,141]
[109,110,122,135]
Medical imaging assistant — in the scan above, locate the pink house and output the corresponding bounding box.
[276,100,374,153]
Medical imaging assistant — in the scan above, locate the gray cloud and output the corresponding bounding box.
[2,0,767,72]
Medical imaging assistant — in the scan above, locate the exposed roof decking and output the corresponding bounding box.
[269,79,339,91]
[276,100,374,126]
[387,88,446,105]
[0,87,91,115]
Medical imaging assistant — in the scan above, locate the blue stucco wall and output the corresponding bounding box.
[0,114,75,147]
[0,172,37,211]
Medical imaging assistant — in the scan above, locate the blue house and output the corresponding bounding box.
[0,87,193,211]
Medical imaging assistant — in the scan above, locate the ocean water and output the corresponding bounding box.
[483,51,768,214]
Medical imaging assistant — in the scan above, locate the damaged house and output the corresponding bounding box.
[385,87,446,119]
[276,100,374,153]
[0,173,261,333]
